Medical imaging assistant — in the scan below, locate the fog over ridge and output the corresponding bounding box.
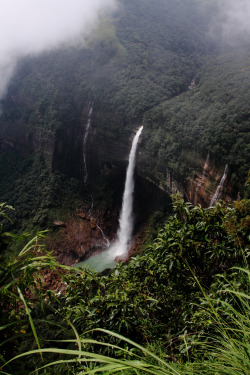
[0,0,117,100]
[1,0,250,103]
[211,0,250,45]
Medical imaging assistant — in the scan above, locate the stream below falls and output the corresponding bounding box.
[74,248,117,272]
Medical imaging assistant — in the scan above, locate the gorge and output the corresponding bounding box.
[0,1,249,373]
[0,0,249,263]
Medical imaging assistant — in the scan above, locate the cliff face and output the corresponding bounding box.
[188,164,233,207]
[137,146,232,208]
[0,96,238,267]
[0,102,233,210]
[80,108,234,208]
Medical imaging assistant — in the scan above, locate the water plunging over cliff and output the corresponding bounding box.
[111,125,143,257]
[209,164,228,207]
[194,154,209,206]
[83,106,93,184]
[77,126,143,271]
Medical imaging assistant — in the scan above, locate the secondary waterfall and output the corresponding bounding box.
[83,105,93,184]
[89,194,110,248]
[112,125,143,257]
[82,105,110,247]
[194,154,209,206]
[209,164,228,207]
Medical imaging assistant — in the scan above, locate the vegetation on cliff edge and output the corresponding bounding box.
[0,195,249,374]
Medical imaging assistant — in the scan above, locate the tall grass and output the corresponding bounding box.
[199,267,250,375]
[0,230,71,371]
[2,267,249,375]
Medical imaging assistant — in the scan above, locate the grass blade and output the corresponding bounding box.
[16,286,43,361]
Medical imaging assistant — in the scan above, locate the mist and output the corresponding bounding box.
[211,0,250,45]
[0,0,117,100]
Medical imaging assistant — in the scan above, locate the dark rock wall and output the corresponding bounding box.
[52,124,83,179]
[0,98,234,211]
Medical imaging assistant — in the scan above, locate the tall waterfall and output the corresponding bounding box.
[112,126,143,257]
[194,154,209,206]
[77,126,143,272]
[209,164,228,207]
[83,106,93,184]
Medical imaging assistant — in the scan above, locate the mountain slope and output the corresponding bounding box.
[0,0,249,233]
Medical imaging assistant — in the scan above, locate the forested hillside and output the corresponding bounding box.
[0,0,249,233]
[142,49,250,189]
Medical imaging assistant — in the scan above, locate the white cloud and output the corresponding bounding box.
[211,0,250,45]
[0,0,117,99]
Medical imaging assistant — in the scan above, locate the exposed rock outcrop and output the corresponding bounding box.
[49,206,119,266]
[188,162,232,207]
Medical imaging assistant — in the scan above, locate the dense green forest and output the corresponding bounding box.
[1,194,249,373]
[0,0,250,373]
[142,49,250,186]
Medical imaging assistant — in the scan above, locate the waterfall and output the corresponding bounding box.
[96,222,110,248]
[76,126,143,272]
[209,164,228,207]
[194,154,209,206]
[83,105,93,184]
[111,126,143,257]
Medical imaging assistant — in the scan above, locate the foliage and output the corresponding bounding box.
[194,267,250,374]
[0,203,15,253]
[142,50,250,191]
[244,170,250,199]
[60,196,249,357]
[2,268,249,375]
[0,152,85,248]
[0,1,249,371]
[0,209,73,373]
[0,196,249,374]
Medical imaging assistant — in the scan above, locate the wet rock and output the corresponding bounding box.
[90,219,96,230]
[77,212,88,220]
[53,221,66,228]
[48,207,117,266]
[115,253,127,263]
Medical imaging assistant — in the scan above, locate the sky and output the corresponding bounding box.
[0,0,117,100]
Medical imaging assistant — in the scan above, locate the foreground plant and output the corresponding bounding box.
[200,267,250,375]
[0,208,70,371]
[3,327,183,375]
[2,266,248,375]
[1,198,249,374]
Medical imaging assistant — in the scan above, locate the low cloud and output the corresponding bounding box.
[0,0,117,99]
[210,0,250,45]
